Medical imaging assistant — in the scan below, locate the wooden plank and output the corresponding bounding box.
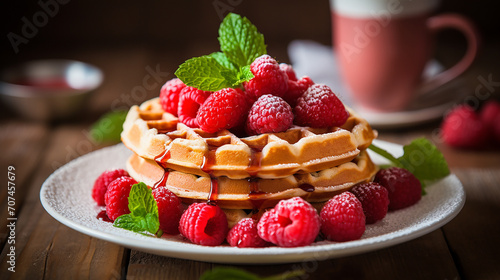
[0,125,127,279]
[0,121,48,246]
[126,251,212,280]
[442,168,500,280]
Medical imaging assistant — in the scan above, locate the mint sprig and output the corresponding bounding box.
[369,138,450,193]
[218,13,267,68]
[175,13,266,92]
[113,182,162,237]
[199,267,305,280]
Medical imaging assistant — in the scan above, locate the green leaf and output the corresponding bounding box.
[199,267,306,280]
[368,138,450,193]
[90,110,127,143]
[175,56,234,91]
[218,13,267,68]
[113,182,160,236]
[209,52,237,72]
[397,138,450,188]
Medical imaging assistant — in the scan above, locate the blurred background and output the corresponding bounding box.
[1,0,499,122]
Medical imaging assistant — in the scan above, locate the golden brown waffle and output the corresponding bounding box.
[126,150,378,210]
[121,98,377,179]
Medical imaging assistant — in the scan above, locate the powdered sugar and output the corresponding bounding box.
[40,141,465,264]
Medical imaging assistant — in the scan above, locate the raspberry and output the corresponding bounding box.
[320,192,365,242]
[177,86,212,128]
[152,187,183,235]
[196,88,250,133]
[159,78,186,116]
[178,202,228,246]
[226,218,269,248]
[350,182,389,224]
[279,63,297,81]
[104,176,137,221]
[283,76,314,107]
[294,84,349,128]
[244,55,289,101]
[257,197,320,247]
[92,169,129,206]
[374,167,422,210]
[480,100,500,143]
[441,104,488,149]
[246,94,294,135]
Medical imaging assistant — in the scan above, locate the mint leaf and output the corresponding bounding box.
[113,182,160,236]
[368,138,450,193]
[175,56,234,91]
[218,13,267,68]
[397,138,450,187]
[90,110,127,143]
[209,52,237,72]
[200,267,305,280]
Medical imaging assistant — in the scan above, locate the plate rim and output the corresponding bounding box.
[40,140,465,264]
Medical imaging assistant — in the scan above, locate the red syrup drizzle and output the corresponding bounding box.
[96,210,113,223]
[201,147,218,205]
[153,149,171,188]
[246,148,267,211]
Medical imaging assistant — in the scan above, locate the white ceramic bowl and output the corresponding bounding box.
[0,59,103,121]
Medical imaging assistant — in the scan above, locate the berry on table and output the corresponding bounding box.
[257,197,320,247]
[440,104,488,149]
[320,192,365,242]
[374,167,422,210]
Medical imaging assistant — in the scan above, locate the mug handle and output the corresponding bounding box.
[418,13,480,94]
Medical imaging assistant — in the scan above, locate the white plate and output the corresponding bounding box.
[40,140,465,264]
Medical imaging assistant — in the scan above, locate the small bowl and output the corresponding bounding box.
[0,59,103,121]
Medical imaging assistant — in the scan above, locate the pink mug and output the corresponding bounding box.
[331,0,479,112]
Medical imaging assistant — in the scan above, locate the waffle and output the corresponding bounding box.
[126,150,378,210]
[121,98,377,179]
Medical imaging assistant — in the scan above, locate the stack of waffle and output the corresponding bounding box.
[122,98,378,224]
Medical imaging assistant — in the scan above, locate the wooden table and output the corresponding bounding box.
[1,45,499,280]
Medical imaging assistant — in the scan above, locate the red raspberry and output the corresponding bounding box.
[246,94,294,135]
[279,63,297,81]
[257,197,320,247]
[441,104,488,149]
[374,167,422,211]
[177,86,212,128]
[92,169,129,206]
[480,100,500,143]
[196,88,250,133]
[350,182,389,224]
[283,76,314,107]
[159,78,186,116]
[320,192,365,242]
[294,84,349,128]
[152,187,183,235]
[244,55,289,101]
[178,202,228,246]
[104,176,137,221]
[226,218,269,248]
